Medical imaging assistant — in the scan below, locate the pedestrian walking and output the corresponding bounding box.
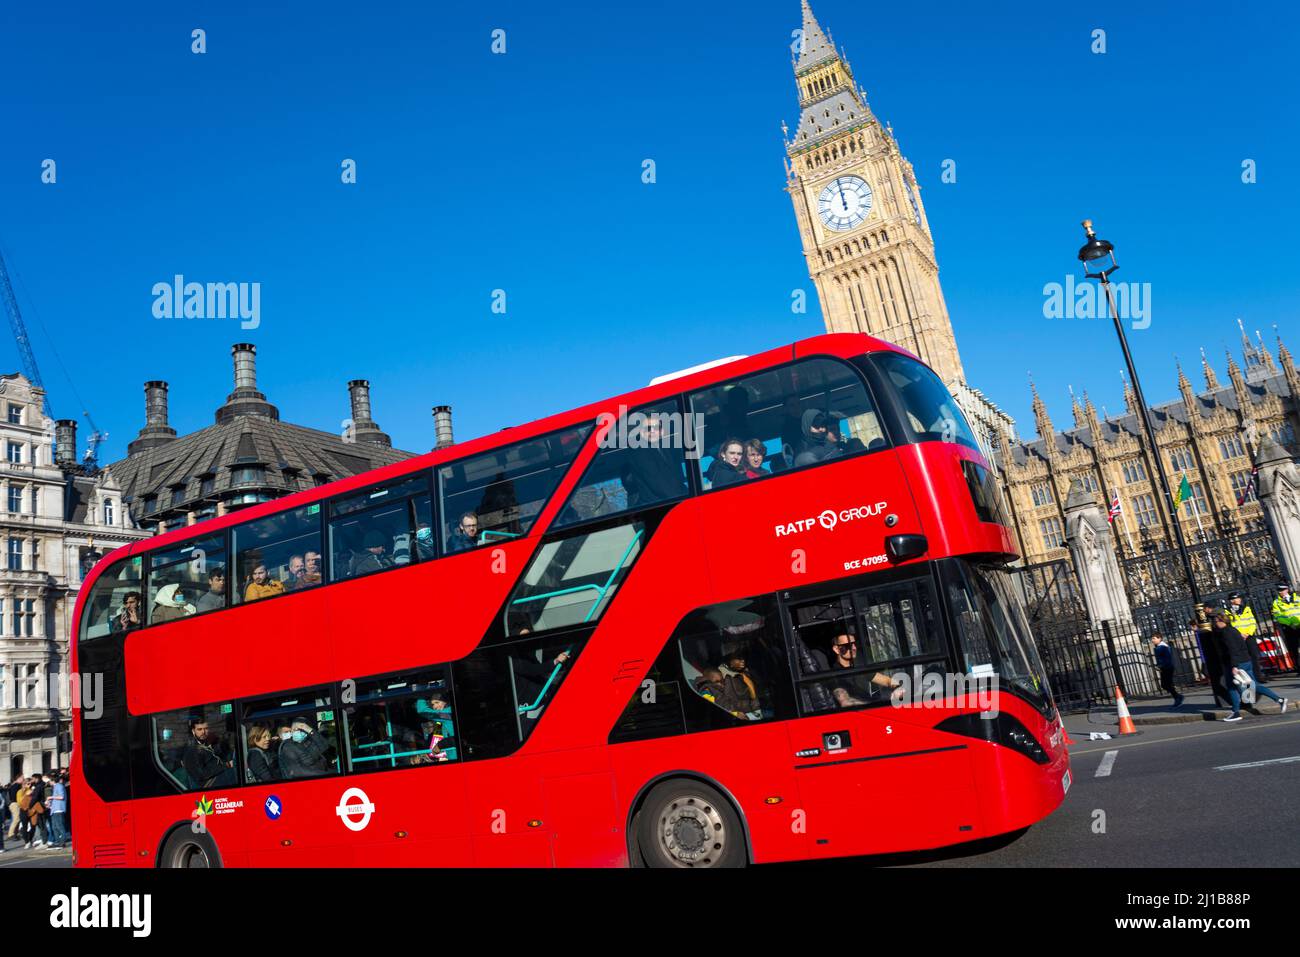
[1210,609,1289,722]
[1271,583,1300,675]
[25,772,48,848]
[1151,634,1184,707]
[1194,616,1230,707]
[46,771,67,849]
[1228,591,1268,683]
[5,775,21,841]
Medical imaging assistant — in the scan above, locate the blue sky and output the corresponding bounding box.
[2,0,1297,460]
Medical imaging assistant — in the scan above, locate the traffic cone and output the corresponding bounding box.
[1114,686,1138,735]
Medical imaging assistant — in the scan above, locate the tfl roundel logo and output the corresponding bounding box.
[336,787,376,832]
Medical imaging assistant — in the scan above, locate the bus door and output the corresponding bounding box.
[781,576,980,858]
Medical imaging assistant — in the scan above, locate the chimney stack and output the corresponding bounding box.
[216,343,279,424]
[433,405,454,449]
[127,380,178,455]
[345,379,391,447]
[348,380,373,424]
[55,419,78,469]
[233,342,258,391]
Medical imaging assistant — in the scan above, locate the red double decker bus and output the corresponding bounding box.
[71,333,1069,868]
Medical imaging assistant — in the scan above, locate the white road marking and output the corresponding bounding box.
[1095,750,1119,777]
[1214,755,1300,772]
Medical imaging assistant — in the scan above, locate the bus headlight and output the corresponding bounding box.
[936,712,1050,765]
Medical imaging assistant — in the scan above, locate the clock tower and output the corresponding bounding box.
[785,0,965,387]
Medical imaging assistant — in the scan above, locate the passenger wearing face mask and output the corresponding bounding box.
[277,717,332,779]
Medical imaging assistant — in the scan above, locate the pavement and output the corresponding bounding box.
[1081,674,1300,732]
[0,841,72,869]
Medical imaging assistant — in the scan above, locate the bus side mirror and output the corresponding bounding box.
[886,534,928,563]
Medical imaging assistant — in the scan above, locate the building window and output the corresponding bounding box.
[103,500,115,525]
[1271,423,1295,448]
[1169,447,1195,473]
[7,537,22,571]
[1231,470,1257,505]
[144,496,157,515]
[7,486,21,513]
[1219,435,1245,460]
[231,466,265,485]
[19,664,39,707]
[200,475,215,496]
[1187,481,1209,516]
[12,600,34,638]
[1038,517,1064,549]
[6,442,22,464]
[6,405,21,425]
[1079,472,1100,493]
[1030,483,1053,507]
[1133,493,1158,528]
[1122,459,1148,484]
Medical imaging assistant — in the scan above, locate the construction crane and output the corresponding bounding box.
[0,246,107,470]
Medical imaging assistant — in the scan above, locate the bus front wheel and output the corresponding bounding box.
[158,828,221,868]
[636,779,746,868]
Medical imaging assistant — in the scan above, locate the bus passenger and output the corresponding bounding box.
[351,530,394,575]
[302,551,323,586]
[794,411,843,467]
[245,724,279,782]
[113,592,143,633]
[447,513,480,553]
[278,718,332,779]
[742,439,770,479]
[243,564,285,603]
[193,566,227,613]
[183,718,236,789]
[284,554,307,589]
[414,521,436,561]
[694,668,754,717]
[151,583,196,623]
[705,438,747,488]
[621,414,687,507]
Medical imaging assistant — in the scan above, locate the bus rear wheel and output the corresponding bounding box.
[158,828,220,869]
[636,779,746,868]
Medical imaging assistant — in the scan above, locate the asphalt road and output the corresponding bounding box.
[899,711,1300,868]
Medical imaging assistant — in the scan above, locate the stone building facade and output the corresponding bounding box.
[0,375,146,778]
[999,327,1297,565]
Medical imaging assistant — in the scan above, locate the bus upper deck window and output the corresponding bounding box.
[80,555,143,642]
[874,352,978,449]
[688,357,885,490]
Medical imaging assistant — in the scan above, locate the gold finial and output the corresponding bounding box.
[1081,219,1095,236]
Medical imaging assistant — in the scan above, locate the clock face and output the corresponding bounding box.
[817,176,873,231]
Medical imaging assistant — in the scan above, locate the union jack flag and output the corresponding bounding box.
[1237,466,1258,506]
[1107,492,1122,524]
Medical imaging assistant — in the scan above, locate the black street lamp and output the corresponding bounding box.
[1077,220,1204,615]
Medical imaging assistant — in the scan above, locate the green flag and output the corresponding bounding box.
[1173,474,1193,509]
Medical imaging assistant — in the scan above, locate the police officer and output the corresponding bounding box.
[1271,583,1300,676]
[1226,592,1266,684]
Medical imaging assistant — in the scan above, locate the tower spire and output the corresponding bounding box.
[796,0,836,71]
[1201,347,1220,390]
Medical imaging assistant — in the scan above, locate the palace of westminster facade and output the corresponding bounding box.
[784,1,1293,566]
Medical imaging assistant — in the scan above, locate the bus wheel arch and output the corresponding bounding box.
[627,771,750,868]
[156,822,223,869]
